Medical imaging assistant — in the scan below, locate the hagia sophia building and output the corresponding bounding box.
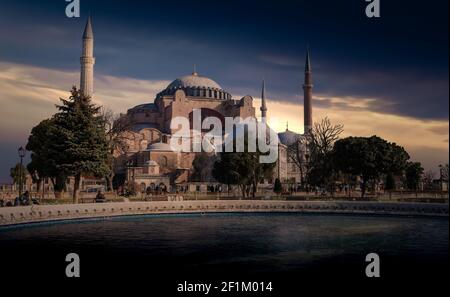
[79,17,312,193]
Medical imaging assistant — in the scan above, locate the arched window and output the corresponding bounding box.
[159,156,168,167]
[140,182,146,193]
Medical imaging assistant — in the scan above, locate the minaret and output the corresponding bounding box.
[260,79,267,120]
[303,48,313,133]
[80,16,95,97]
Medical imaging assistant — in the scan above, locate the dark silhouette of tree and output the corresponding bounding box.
[273,178,283,195]
[213,128,275,198]
[26,118,68,196]
[191,152,217,182]
[333,135,410,197]
[385,173,396,191]
[9,163,27,187]
[405,161,424,190]
[422,170,435,190]
[303,117,343,193]
[102,108,134,191]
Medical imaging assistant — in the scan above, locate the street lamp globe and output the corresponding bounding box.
[18,146,26,158]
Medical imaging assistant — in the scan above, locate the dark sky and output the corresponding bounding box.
[0,0,448,119]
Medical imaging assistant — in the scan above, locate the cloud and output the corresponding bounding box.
[251,97,449,172]
[0,61,170,142]
[0,62,448,182]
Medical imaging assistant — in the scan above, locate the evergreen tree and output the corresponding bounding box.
[273,178,283,195]
[53,87,110,203]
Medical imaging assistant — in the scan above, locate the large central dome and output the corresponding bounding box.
[166,73,222,90]
[157,72,231,100]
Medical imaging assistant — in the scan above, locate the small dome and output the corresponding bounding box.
[166,74,222,90]
[278,130,302,146]
[147,142,175,152]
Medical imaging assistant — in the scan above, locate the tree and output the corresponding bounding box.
[301,117,343,193]
[10,163,27,187]
[385,173,396,191]
[423,170,435,190]
[273,178,283,195]
[405,161,424,190]
[102,109,134,191]
[212,125,275,198]
[26,118,69,196]
[287,135,308,186]
[332,135,410,197]
[213,152,250,198]
[386,142,410,175]
[191,152,217,182]
[53,86,110,203]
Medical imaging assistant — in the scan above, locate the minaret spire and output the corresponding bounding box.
[305,46,312,72]
[303,47,313,133]
[260,79,267,119]
[80,16,95,97]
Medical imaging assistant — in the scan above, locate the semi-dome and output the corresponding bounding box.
[167,73,222,90]
[146,142,175,152]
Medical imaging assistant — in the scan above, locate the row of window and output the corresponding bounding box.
[158,87,231,100]
[184,87,231,99]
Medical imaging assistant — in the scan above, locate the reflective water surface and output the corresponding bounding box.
[0,213,448,286]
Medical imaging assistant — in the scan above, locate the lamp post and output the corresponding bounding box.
[18,146,26,200]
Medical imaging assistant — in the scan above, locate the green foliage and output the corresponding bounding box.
[212,152,253,197]
[212,129,275,198]
[26,87,111,201]
[273,178,283,194]
[53,87,110,179]
[26,118,68,192]
[10,163,27,185]
[191,153,216,182]
[405,161,424,190]
[332,135,410,197]
[385,173,396,191]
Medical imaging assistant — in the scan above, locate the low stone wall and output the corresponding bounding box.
[0,200,448,227]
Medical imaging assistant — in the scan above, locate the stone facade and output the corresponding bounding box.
[75,17,312,193]
[116,72,259,191]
